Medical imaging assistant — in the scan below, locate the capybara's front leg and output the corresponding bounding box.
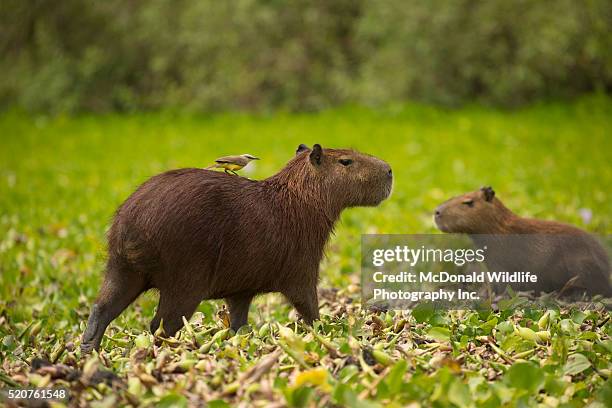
[81,304,105,353]
[226,294,254,331]
[284,286,319,325]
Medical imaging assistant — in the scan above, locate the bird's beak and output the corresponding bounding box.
[253,157,260,160]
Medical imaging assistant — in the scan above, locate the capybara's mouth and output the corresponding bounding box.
[363,181,392,207]
[434,213,448,232]
[383,178,393,200]
[373,176,393,205]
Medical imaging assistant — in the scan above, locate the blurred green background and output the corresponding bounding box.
[1,0,611,113]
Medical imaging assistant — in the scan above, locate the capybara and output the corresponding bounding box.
[81,144,392,352]
[434,187,611,297]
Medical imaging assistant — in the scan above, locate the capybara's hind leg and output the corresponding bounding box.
[284,286,319,325]
[226,294,254,331]
[81,262,146,353]
[150,291,201,337]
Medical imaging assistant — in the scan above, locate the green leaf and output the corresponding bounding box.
[207,401,231,408]
[596,379,612,404]
[134,333,151,348]
[333,384,381,408]
[411,303,435,323]
[496,321,514,334]
[427,326,451,342]
[504,362,544,394]
[479,317,497,334]
[338,365,359,383]
[544,374,566,397]
[559,319,578,335]
[448,378,471,408]
[598,339,612,354]
[570,310,587,324]
[563,353,591,376]
[578,331,599,341]
[156,394,188,408]
[287,386,313,408]
[384,360,407,394]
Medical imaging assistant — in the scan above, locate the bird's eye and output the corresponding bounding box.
[339,159,353,166]
[462,200,474,207]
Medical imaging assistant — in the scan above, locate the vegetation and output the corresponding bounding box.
[1,95,611,406]
[2,0,611,113]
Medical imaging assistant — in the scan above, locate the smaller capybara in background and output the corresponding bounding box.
[434,187,611,297]
[81,144,393,352]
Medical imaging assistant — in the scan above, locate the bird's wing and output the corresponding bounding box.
[215,155,248,166]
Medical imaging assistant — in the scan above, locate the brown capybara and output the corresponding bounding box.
[81,144,392,352]
[434,187,611,297]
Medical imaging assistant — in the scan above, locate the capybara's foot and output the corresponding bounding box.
[81,304,103,353]
[80,342,95,354]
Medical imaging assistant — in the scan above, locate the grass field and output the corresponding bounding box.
[1,95,611,406]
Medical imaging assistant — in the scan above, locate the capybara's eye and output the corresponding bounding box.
[462,199,474,207]
[339,159,353,166]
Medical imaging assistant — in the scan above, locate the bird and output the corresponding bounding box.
[205,153,260,176]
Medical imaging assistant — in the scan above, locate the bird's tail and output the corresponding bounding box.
[205,164,218,170]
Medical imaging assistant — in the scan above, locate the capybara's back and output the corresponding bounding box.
[81,144,393,352]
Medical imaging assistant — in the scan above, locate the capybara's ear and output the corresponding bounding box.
[481,186,495,202]
[310,144,323,165]
[296,144,310,155]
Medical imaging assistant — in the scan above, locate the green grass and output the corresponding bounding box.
[1,95,611,406]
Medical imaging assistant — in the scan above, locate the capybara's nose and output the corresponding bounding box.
[387,168,393,178]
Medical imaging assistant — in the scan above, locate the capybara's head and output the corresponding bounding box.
[434,186,506,233]
[288,144,393,209]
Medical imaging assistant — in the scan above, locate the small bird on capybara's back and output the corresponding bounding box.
[81,144,393,352]
[435,187,612,298]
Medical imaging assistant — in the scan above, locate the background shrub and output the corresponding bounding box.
[1,0,610,113]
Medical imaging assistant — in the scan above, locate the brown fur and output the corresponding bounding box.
[434,187,612,297]
[81,144,392,352]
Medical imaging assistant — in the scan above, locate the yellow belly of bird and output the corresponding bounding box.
[219,163,244,171]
